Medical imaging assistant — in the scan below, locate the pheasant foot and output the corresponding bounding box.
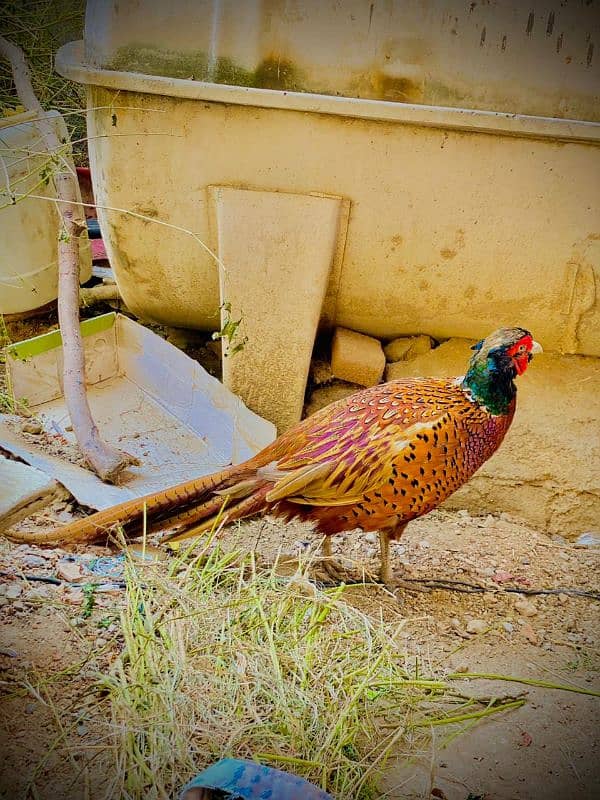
[314,536,378,585]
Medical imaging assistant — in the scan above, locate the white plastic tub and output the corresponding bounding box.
[0,110,91,316]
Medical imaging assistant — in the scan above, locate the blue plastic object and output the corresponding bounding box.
[180,758,333,799]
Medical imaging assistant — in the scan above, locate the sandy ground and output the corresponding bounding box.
[1,311,598,799]
[0,507,598,800]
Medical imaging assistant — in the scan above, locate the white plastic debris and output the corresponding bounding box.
[0,313,276,510]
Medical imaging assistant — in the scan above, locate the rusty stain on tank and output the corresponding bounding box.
[546,11,555,36]
[440,248,457,260]
[480,26,487,47]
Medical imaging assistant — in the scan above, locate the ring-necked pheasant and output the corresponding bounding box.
[6,327,541,585]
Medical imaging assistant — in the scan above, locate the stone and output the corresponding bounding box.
[305,381,360,416]
[380,338,600,536]
[310,359,334,386]
[4,583,23,600]
[25,585,55,602]
[331,327,385,387]
[384,334,433,363]
[514,598,538,617]
[466,619,488,634]
[57,561,82,583]
[63,588,84,605]
[521,623,540,645]
[21,420,42,435]
[21,555,47,569]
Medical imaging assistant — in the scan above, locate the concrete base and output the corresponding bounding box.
[209,187,348,432]
[384,339,600,537]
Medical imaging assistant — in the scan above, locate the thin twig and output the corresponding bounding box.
[397,576,600,601]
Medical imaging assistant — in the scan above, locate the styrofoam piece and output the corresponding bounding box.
[0,110,92,315]
[1,313,275,510]
[0,454,66,530]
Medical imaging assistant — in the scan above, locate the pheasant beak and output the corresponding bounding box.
[530,340,543,355]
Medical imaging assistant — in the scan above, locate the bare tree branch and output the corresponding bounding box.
[0,35,138,482]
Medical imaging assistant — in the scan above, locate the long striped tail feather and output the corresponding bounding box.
[2,464,254,546]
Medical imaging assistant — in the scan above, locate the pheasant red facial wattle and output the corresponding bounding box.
[7,327,542,586]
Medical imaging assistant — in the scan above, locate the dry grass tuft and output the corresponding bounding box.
[0,0,87,162]
[93,536,525,799]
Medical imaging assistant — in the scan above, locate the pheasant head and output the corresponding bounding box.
[462,327,542,415]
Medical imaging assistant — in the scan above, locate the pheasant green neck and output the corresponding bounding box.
[462,360,515,416]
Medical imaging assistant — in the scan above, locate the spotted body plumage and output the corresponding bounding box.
[12,327,540,585]
[261,378,514,538]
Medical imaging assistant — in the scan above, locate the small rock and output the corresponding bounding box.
[331,327,386,387]
[57,561,83,583]
[69,617,85,627]
[21,555,47,569]
[24,585,55,602]
[310,359,334,386]
[95,637,108,648]
[558,593,569,604]
[63,588,84,605]
[502,622,514,633]
[575,531,600,548]
[305,382,360,416]
[12,601,26,612]
[364,533,378,544]
[4,583,23,600]
[466,619,488,635]
[521,623,540,645]
[514,599,538,617]
[383,337,413,362]
[384,334,433,362]
[21,420,42,434]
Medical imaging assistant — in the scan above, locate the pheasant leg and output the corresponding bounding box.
[379,530,392,586]
[379,524,408,587]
